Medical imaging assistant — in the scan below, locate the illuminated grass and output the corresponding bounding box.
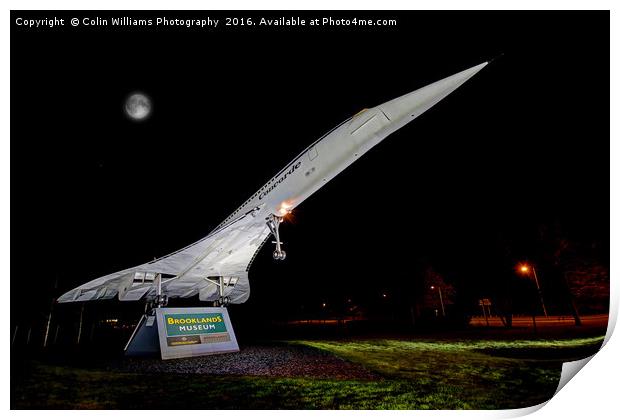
[11,337,604,409]
[12,364,474,409]
[293,336,605,354]
[288,336,604,408]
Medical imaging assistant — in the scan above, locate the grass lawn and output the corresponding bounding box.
[11,336,604,409]
[291,336,604,409]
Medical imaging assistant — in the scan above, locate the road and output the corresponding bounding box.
[469,314,609,328]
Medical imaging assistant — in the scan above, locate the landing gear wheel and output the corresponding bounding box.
[273,250,286,260]
[267,214,287,261]
[216,296,230,307]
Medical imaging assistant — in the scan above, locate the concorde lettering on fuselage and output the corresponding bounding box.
[216,159,304,228]
[258,161,302,200]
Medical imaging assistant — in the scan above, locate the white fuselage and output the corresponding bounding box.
[213,61,488,232]
[56,61,489,305]
[213,110,389,230]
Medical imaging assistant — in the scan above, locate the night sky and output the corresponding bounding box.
[11,11,609,325]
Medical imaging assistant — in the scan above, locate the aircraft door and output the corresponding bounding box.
[307,145,318,161]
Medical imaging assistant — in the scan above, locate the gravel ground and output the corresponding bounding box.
[116,344,380,380]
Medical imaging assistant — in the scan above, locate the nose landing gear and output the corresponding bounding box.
[267,214,286,260]
[273,249,286,260]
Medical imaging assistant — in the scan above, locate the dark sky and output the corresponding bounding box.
[11,11,609,321]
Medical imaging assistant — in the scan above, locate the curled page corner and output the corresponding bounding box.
[497,400,549,418]
[603,291,618,347]
[507,353,600,418]
[554,292,618,397]
[555,355,595,396]
[499,351,600,419]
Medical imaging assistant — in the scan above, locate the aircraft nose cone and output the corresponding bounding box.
[379,61,488,122]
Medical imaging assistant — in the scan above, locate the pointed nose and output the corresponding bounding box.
[378,62,488,122]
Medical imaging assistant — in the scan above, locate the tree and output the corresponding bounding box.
[421,267,456,315]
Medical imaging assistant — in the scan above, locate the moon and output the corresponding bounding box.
[124,93,151,121]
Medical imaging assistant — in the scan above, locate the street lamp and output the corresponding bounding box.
[430,285,446,317]
[518,263,548,317]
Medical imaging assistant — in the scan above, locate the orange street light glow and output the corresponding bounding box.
[520,265,530,273]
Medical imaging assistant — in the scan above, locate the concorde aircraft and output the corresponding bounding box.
[58,61,489,307]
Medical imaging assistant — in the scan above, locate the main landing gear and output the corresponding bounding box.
[266,214,286,260]
[216,296,231,307]
[205,276,231,307]
[146,273,168,314]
